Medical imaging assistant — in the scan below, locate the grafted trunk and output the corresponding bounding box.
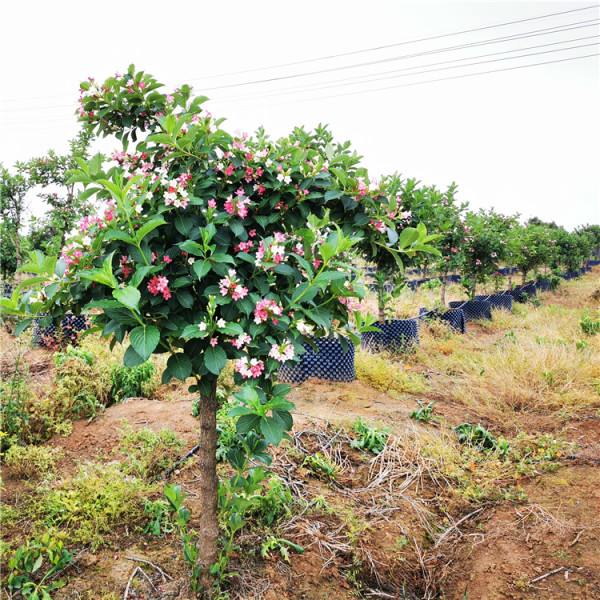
[197,378,220,595]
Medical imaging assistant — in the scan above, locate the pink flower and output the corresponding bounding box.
[219,269,249,301]
[235,356,265,379]
[148,276,171,300]
[254,299,283,324]
[166,95,174,103]
[208,199,217,208]
[268,340,295,362]
[210,338,218,347]
[231,333,252,349]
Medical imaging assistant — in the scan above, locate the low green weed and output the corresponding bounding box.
[142,498,174,537]
[117,422,184,480]
[580,313,600,336]
[410,400,438,423]
[38,461,151,546]
[454,423,508,456]
[4,445,64,479]
[110,361,157,402]
[350,417,391,454]
[260,536,304,563]
[302,453,338,479]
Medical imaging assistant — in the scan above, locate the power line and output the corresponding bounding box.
[199,19,600,92]
[2,18,597,116]
[208,35,600,103]
[182,4,599,82]
[215,53,600,112]
[1,4,598,105]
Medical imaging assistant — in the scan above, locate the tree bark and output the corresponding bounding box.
[521,270,527,286]
[441,268,448,306]
[197,378,220,595]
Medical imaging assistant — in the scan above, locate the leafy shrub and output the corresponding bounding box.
[110,361,157,402]
[350,417,391,454]
[117,422,184,479]
[53,345,94,368]
[454,423,508,456]
[246,475,292,525]
[4,445,64,479]
[421,278,442,290]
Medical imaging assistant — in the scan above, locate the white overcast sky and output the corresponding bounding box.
[1,0,598,231]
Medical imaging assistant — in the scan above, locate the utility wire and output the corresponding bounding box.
[183,4,599,82]
[199,19,600,92]
[3,50,597,133]
[207,35,600,102]
[216,52,600,112]
[1,4,597,105]
[1,18,597,116]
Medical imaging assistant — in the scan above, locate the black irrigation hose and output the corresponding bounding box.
[153,443,201,483]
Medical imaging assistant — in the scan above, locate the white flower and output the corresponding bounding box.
[198,322,207,331]
[188,257,195,265]
[217,318,226,328]
[135,204,144,214]
[283,175,292,184]
[81,236,92,246]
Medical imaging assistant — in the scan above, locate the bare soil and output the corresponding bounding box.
[2,270,600,600]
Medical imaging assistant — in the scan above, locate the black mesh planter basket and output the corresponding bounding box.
[418,308,466,334]
[1,283,13,297]
[361,319,420,352]
[475,294,513,312]
[277,336,355,384]
[34,313,91,347]
[536,280,551,292]
[448,300,492,321]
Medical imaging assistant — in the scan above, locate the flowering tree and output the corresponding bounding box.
[0,165,34,270]
[3,65,437,594]
[23,131,95,255]
[459,209,516,300]
[509,224,554,285]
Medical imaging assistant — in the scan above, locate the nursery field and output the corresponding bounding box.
[1,270,600,600]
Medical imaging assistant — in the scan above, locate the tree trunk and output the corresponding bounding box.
[7,229,21,269]
[441,268,448,306]
[521,270,527,286]
[471,280,476,301]
[197,378,220,595]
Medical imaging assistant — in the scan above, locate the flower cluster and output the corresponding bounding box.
[219,269,249,301]
[148,276,171,300]
[268,340,295,362]
[163,174,191,209]
[255,232,287,268]
[235,356,265,379]
[231,333,252,349]
[224,189,251,218]
[254,299,283,324]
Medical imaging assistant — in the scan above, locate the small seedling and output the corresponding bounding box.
[410,401,438,423]
[302,453,338,479]
[260,536,304,562]
[351,417,391,454]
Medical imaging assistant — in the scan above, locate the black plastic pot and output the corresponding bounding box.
[277,336,355,384]
[34,313,91,347]
[361,319,420,352]
[419,308,466,334]
[536,280,551,292]
[474,294,513,311]
[448,300,492,321]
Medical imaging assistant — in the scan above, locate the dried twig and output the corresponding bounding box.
[122,556,172,582]
[124,566,158,600]
[530,566,565,584]
[435,508,484,548]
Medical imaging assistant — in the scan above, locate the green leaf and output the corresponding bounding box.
[129,325,160,360]
[112,286,141,312]
[236,414,261,434]
[210,253,235,265]
[260,417,284,446]
[135,219,166,244]
[204,345,227,375]
[14,318,33,336]
[192,260,211,280]
[167,353,192,381]
[398,227,420,249]
[124,345,146,367]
